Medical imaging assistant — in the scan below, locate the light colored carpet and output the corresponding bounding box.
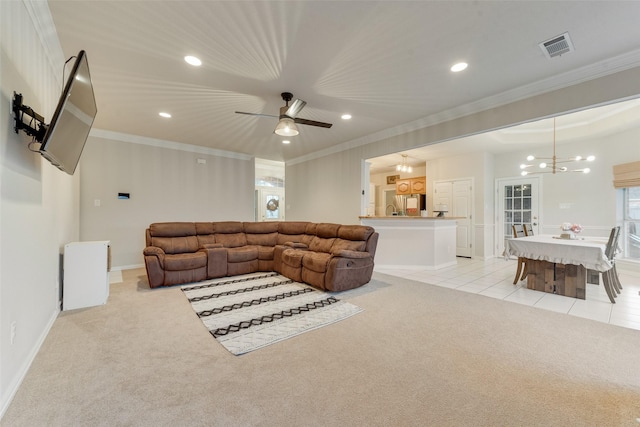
[181,272,362,355]
[3,268,640,426]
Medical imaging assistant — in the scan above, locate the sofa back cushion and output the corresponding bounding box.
[213,221,247,248]
[214,221,244,233]
[148,222,200,254]
[330,225,374,253]
[309,236,335,253]
[151,236,199,254]
[338,225,374,241]
[277,221,311,245]
[331,238,366,253]
[244,222,279,234]
[315,223,341,238]
[195,222,216,246]
[243,222,278,246]
[308,223,340,253]
[149,222,196,237]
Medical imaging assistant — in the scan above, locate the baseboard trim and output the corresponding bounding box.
[0,307,59,419]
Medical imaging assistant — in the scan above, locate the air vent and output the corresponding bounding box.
[539,32,574,59]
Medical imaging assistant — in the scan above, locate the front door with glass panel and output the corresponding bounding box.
[497,177,540,255]
[258,188,284,221]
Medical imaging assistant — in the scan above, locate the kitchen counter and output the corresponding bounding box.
[359,216,464,219]
[360,216,458,270]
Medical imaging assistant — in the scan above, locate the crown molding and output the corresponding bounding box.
[90,129,253,161]
[288,49,640,166]
[22,0,66,83]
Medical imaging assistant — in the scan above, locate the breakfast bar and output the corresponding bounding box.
[359,216,459,270]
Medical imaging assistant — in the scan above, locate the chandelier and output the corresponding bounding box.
[396,154,413,173]
[520,118,595,176]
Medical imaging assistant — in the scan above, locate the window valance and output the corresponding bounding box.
[613,160,640,188]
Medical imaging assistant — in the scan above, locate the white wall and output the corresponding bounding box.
[494,127,640,237]
[1,0,77,415]
[80,133,256,268]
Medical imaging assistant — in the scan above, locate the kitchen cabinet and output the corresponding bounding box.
[396,176,426,195]
[411,177,426,194]
[395,179,411,195]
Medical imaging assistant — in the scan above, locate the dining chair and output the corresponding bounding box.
[512,224,528,284]
[524,223,534,236]
[601,226,621,303]
[605,226,622,294]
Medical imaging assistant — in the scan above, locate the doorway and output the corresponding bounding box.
[434,178,473,257]
[496,176,541,255]
[256,188,285,221]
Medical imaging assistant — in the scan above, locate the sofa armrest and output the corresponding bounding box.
[143,246,165,258]
[332,249,371,259]
[285,242,308,249]
[143,247,165,283]
[142,246,165,268]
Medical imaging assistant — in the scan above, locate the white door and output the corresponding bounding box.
[258,188,285,221]
[453,180,472,257]
[434,180,473,257]
[433,181,452,212]
[496,177,540,255]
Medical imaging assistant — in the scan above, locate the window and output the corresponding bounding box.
[623,187,640,260]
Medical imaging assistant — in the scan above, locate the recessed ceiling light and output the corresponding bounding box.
[184,55,202,66]
[159,112,171,118]
[282,140,291,144]
[450,62,468,72]
[341,114,352,120]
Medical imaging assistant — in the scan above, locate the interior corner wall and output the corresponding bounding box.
[79,136,255,268]
[1,1,78,417]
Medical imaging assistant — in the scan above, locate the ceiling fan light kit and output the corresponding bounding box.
[274,117,299,136]
[236,92,332,137]
[519,118,595,176]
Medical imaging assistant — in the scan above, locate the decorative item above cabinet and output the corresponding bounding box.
[396,176,426,195]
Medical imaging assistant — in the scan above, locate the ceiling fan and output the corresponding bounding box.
[235,92,332,136]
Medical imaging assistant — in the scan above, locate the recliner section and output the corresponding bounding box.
[143,221,378,292]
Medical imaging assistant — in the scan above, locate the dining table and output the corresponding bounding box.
[504,234,612,299]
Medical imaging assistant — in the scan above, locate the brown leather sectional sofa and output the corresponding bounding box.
[143,221,379,292]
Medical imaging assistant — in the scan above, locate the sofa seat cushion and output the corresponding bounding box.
[164,252,207,271]
[227,246,258,263]
[302,251,332,273]
[282,248,306,268]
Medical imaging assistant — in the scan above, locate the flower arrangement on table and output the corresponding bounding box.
[560,222,582,239]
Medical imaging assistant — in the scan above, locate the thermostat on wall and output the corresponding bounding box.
[118,193,130,200]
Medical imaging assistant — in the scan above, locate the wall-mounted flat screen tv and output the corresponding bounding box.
[39,50,97,175]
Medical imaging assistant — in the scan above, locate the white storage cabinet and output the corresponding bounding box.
[63,241,110,311]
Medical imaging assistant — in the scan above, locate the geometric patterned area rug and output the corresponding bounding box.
[181,272,363,355]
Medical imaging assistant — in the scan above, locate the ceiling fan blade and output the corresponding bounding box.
[235,111,278,118]
[285,99,306,118]
[294,118,333,128]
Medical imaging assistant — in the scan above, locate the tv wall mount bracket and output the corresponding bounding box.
[12,92,48,143]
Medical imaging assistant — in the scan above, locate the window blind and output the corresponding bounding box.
[613,160,640,188]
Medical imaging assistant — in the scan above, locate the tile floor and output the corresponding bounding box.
[375,257,640,331]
